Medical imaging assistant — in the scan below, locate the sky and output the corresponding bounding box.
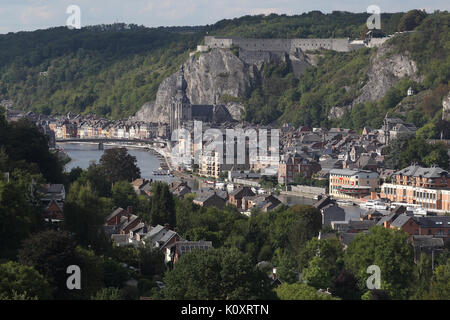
[0,0,449,34]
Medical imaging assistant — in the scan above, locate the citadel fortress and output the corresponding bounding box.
[191,34,394,76]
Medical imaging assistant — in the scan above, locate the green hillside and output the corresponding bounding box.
[0,11,448,137]
[0,24,202,118]
[242,11,449,138]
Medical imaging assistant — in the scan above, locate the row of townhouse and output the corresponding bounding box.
[49,120,164,140]
[380,164,450,211]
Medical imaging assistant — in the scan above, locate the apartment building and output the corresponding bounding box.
[329,168,379,199]
[380,165,450,211]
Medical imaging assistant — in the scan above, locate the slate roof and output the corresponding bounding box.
[347,220,376,231]
[144,225,180,248]
[195,191,218,203]
[395,165,448,178]
[415,216,450,228]
[411,235,444,248]
[192,105,214,118]
[106,207,125,222]
[391,214,414,228]
[230,187,255,198]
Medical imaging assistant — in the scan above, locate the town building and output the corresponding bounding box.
[380,165,450,210]
[329,169,379,199]
[389,215,450,242]
[378,116,417,145]
[278,152,321,184]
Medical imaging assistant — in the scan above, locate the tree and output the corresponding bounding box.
[303,256,335,290]
[71,246,105,299]
[4,119,64,182]
[424,259,450,300]
[284,205,322,254]
[99,148,140,184]
[162,247,276,300]
[332,269,362,300]
[112,180,138,209]
[91,287,122,300]
[0,261,52,300]
[275,282,339,300]
[398,9,427,31]
[102,257,131,289]
[17,230,78,299]
[150,182,176,227]
[63,181,110,252]
[78,162,112,197]
[272,249,299,284]
[344,226,415,299]
[385,136,449,170]
[137,245,165,278]
[0,178,40,259]
[297,238,344,271]
[361,289,391,300]
[297,238,344,290]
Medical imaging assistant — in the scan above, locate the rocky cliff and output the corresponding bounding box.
[328,42,421,120]
[134,48,258,123]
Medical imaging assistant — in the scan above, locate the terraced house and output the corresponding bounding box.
[380,165,450,211]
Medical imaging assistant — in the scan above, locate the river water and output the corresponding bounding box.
[61,142,366,221]
[60,142,176,183]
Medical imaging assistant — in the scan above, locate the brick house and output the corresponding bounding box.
[228,186,255,209]
[278,153,321,184]
[389,215,450,241]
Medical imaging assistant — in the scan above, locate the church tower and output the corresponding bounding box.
[170,65,191,135]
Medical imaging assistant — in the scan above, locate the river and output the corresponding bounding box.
[60,142,176,183]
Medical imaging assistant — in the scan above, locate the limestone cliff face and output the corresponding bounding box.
[328,42,421,120]
[133,48,257,123]
[443,92,450,121]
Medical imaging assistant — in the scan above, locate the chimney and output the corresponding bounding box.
[127,206,133,215]
[164,223,170,230]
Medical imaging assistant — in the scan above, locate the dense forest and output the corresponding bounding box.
[0,11,448,135]
[0,24,202,118]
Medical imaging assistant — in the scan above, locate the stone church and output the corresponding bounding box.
[169,66,234,134]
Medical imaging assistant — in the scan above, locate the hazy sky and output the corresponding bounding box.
[0,0,448,34]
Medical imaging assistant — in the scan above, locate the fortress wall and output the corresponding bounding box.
[232,38,292,52]
[205,36,233,48]
[331,39,352,52]
[290,38,334,51]
[205,36,355,53]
